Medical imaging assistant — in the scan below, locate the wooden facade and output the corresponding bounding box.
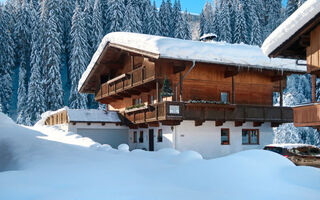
[267,10,320,128]
[44,110,69,126]
[77,42,297,129]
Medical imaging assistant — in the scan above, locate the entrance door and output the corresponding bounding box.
[149,129,154,151]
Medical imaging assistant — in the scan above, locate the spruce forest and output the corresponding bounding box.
[0,0,319,145]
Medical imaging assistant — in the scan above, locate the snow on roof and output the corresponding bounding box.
[199,33,217,40]
[39,107,121,124]
[78,32,306,92]
[262,0,320,57]
[265,143,318,149]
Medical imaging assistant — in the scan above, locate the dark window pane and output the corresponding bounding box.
[242,130,249,144]
[139,131,144,143]
[221,92,229,103]
[157,129,163,142]
[250,130,258,144]
[221,129,229,145]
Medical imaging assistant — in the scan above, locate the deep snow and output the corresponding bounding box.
[0,112,320,200]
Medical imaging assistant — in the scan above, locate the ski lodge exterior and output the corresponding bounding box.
[78,32,305,158]
[43,107,128,148]
[262,0,320,129]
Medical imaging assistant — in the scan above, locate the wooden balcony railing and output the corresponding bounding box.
[95,65,156,101]
[123,102,293,126]
[293,103,320,127]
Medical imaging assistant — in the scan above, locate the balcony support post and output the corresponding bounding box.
[179,72,183,102]
[232,76,235,104]
[280,78,283,107]
[312,74,317,103]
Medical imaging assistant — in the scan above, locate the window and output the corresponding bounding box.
[221,129,230,145]
[242,129,259,145]
[133,131,137,143]
[220,92,229,104]
[157,129,163,142]
[139,131,144,143]
[148,95,154,105]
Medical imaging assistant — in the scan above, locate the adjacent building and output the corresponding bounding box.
[262,0,320,129]
[78,32,305,158]
[43,107,128,148]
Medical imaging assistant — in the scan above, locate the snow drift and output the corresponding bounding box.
[0,112,320,200]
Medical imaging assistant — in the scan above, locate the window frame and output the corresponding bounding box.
[157,129,163,142]
[133,131,137,143]
[139,131,144,143]
[220,91,230,104]
[242,129,259,145]
[221,128,230,145]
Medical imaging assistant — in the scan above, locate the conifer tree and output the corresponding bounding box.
[107,0,125,32]
[182,10,192,40]
[92,0,104,51]
[233,3,247,44]
[173,0,184,39]
[41,0,64,111]
[219,2,232,43]
[25,6,46,125]
[0,6,15,115]
[122,0,142,33]
[250,14,263,46]
[264,0,282,37]
[159,0,170,36]
[15,1,32,124]
[285,0,299,18]
[147,0,161,35]
[69,3,89,109]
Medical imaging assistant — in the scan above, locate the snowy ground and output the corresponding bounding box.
[0,113,320,200]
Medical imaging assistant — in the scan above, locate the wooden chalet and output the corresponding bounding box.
[262,0,320,129]
[78,32,304,157]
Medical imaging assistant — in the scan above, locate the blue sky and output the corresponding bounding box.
[155,0,207,14]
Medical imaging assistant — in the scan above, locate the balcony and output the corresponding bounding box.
[293,103,320,128]
[123,101,293,127]
[95,65,156,102]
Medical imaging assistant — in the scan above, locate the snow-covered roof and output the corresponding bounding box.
[199,33,217,40]
[265,143,318,149]
[40,107,121,124]
[78,32,306,92]
[262,0,320,57]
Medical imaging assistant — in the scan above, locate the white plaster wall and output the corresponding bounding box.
[175,121,273,159]
[128,126,174,151]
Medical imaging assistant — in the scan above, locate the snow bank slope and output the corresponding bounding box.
[1,112,320,200]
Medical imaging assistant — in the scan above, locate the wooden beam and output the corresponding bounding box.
[138,124,148,128]
[215,121,225,127]
[232,76,235,104]
[129,124,138,129]
[280,79,283,107]
[253,122,263,127]
[161,120,181,126]
[271,75,286,82]
[195,120,205,127]
[148,122,160,127]
[234,121,244,127]
[224,69,239,78]
[271,122,281,127]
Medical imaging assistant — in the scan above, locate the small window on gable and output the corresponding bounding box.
[139,131,144,143]
[220,92,229,104]
[133,131,137,143]
[157,129,163,142]
[221,129,230,145]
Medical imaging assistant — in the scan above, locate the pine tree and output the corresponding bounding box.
[69,3,89,109]
[147,0,161,35]
[0,6,15,115]
[166,0,174,37]
[122,0,142,33]
[233,3,247,44]
[161,77,173,97]
[41,0,64,111]
[285,0,299,18]
[219,2,232,43]
[107,0,125,32]
[159,0,170,37]
[264,0,282,37]
[182,10,192,40]
[25,6,46,125]
[14,0,33,124]
[173,0,184,39]
[91,0,104,51]
[250,14,263,46]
